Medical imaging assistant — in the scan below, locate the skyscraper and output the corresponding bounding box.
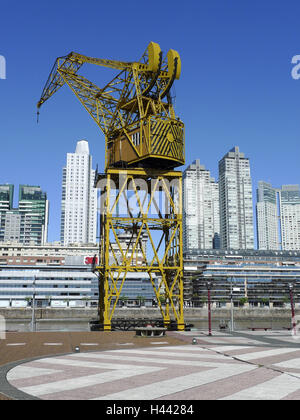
[218,146,254,250]
[0,185,14,242]
[60,140,97,245]
[183,159,220,251]
[280,185,300,250]
[256,183,300,251]
[256,181,280,250]
[18,185,49,245]
[0,184,49,245]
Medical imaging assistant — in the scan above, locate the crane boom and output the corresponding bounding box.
[37,42,184,170]
[37,43,164,109]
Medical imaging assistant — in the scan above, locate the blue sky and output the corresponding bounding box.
[1,0,300,242]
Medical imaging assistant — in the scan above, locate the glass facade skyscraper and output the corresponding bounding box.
[0,185,14,242]
[0,184,49,245]
[18,185,49,245]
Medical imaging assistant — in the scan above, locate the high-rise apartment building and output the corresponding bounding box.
[218,146,254,250]
[256,181,280,250]
[60,140,97,245]
[183,159,220,252]
[0,185,14,241]
[256,183,300,251]
[0,184,48,245]
[280,185,300,250]
[18,185,49,245]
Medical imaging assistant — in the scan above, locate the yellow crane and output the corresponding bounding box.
[38,42,185,331]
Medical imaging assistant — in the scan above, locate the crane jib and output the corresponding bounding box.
[37,42,184,170]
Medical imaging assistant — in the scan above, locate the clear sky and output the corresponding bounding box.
[1,0,300,242]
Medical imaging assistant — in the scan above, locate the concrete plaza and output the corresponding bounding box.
[2,329,300,400]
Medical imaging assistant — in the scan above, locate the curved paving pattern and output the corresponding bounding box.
[5,331,300,400]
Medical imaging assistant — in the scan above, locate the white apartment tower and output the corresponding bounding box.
[280,185,300,250]
[219,146,254,250]
[183,159,220,252]
[256,183,300,251]
[256,181,280,250]
[60,140,97,245]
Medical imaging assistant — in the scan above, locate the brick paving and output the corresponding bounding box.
[0,331,185,400]
[2,330,300,400]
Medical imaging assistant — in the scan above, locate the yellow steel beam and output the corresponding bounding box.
[95,168,184,331]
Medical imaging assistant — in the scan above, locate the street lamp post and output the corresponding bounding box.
[230,278,234,332]
[206,281,212,336]
[289,283,297,336]
[31,276,36,332]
